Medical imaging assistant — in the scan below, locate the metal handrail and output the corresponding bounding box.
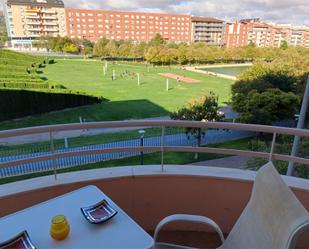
[1,121,309,179]
[1,120,309,138]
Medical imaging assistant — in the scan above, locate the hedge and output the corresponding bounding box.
[0,82,49,89]
[0,89,102,121]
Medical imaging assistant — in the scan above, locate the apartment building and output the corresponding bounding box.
[224,19,274,47]
[3,0,309,49]
[274,24,309,48]
[191,16,224,45]
[65,8,191,43]
[224,19,309,48]
[3,0,66,50]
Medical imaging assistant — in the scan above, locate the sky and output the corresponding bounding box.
[1,0,309,25]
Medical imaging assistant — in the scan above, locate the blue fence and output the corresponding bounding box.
[0,129,253,178]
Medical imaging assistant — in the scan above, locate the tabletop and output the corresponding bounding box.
[0,185,154,249]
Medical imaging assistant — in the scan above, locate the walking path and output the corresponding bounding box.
[185,63,252,80]
[0,116,171,145]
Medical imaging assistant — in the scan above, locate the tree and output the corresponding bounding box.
[236,88,299,125]
[280,40,288,50]
[104,40,118,57]
[145,46,162,64]
[149,33,165,46]
[93,37,109,56]
[0,16,8,47]
[62,43,79,54]
[170,93,223,159]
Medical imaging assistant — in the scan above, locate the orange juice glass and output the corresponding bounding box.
[50,215,70,240]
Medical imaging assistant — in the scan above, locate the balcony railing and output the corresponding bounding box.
[0,121,308,179]
[42,22,58,26]
[42,16,57,20]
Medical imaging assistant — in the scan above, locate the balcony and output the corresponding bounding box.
[42,16,57,20]
[43,28,58,32]
[42,22,58,26]
[26,21,41,25]
[0,121,309,248]
[27,27,42,31]
[25,8,39,13]
[41,10,57,14]
[25,15,40,19]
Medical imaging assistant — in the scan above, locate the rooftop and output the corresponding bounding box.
[191,16,224,23]
[7,0,64,8]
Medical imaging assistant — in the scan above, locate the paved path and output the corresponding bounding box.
[0,116,170,146]
[185,66,237,80]
[190,156,251,169]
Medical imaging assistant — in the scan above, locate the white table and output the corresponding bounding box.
[0,185,154,249]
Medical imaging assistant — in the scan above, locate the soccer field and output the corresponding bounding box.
[44,59,233,104]
[0,59,234,129]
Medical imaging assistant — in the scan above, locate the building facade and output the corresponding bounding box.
[65,8,191,43]
[224,19,309,48]
[3,0,309,49]
[3,0,66,50]
[191,16,224,45]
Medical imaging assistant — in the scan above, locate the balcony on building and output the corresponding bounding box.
[42,22,58,26]
[25,15,40,19]
[0,120,309,248]
[41,9,57,14]
[42,15,57,20]
[27,27,42,31]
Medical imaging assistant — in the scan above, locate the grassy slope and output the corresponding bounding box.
[0,59,233,130]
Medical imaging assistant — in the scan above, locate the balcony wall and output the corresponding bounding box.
[1,165,309,247]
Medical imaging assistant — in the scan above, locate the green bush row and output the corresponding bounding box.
[0,78,45,83]
[0,82,49,89]
[0,89,102,121]
[0,65,28,72]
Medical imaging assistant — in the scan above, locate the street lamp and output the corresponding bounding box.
[138,130,146,165]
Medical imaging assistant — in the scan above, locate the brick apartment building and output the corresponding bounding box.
[224,18,309,48]
[65,8,192,43]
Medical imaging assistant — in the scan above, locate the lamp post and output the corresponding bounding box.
[138,130,146,165]
[287,76,309,176]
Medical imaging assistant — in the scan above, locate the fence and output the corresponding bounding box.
[0,128,252,177]
[0,120,309,179]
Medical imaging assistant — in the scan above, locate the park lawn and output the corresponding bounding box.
[0,138,250,185]
[0,59,234,130]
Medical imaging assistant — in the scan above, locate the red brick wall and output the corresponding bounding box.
[65,8,192,43]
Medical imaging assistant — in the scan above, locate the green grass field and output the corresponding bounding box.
[0,59,234,130]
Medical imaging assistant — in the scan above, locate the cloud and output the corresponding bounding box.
[62,0,309,25]
[1,0,308,25]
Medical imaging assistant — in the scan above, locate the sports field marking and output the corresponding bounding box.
[158,73,201,83]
